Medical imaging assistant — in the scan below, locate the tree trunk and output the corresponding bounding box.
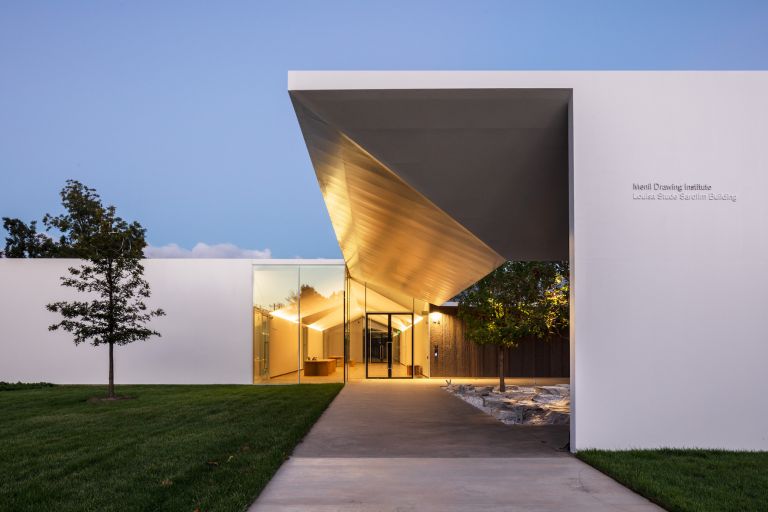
[108,342,115,398]
[498,347,506,392]
[106,259,115,398]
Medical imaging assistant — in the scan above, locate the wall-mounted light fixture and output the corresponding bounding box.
[429,311,442,324]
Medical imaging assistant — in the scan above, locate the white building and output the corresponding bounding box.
[2,71,767,452]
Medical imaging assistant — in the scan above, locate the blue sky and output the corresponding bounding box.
[1,1,767,258]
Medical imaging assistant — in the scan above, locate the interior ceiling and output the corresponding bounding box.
[270,279,424,332]
[290,88,569,305]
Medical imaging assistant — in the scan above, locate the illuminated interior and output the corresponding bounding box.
[253,263,430,383]
[347,279,430,380]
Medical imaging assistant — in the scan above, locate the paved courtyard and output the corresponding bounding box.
[250,380,663,511]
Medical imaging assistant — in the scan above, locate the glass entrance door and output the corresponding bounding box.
[365,313,414,378]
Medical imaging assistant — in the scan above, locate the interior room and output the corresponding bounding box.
[253,264,430,383]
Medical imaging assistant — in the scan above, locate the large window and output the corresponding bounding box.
[253,263,429,383]
[253,264,345,383]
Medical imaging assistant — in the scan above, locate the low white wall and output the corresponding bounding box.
[0,259,253,384]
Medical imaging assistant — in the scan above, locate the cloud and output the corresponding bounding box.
[144,242,272,259]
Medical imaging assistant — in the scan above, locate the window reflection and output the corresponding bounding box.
[253,264,428,383]
[299,266,345,382]
[253,266,299,383]
[253,264,345,383]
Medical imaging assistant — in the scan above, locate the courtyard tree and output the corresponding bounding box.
[44,180,164,399]
[457,261,569,392]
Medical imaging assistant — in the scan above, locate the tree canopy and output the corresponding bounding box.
[1,218,59,257]
[457,261,569,390]
[2,180,148,259]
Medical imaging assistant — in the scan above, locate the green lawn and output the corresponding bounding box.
[578,449,768,512]
[0,384,342,512]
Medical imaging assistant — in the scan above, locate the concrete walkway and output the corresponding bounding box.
[250,380,663,511]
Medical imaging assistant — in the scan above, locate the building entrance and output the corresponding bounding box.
[365,313,414,378]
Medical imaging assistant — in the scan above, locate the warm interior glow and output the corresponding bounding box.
[270,309,298,323]
[398,314,424,332]
[429,311,442,323]
[270,308,324,331]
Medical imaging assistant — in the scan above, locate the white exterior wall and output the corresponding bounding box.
[571,73,768,451]
[0,259,254,384]
[291,71,768,451]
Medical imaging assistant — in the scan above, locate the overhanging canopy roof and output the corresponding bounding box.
[290,80,569,305]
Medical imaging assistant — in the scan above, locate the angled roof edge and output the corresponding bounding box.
[291,92,506,304]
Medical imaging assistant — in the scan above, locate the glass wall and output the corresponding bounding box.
[349,279,429,380]
[253,266,299,383]
[253,263,430,383]
[299,265,345,382]
[346,278,366,379]
[253,264,345,383]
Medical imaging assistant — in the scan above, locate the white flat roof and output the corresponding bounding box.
[288,70,768,90]
[246,258,344,265]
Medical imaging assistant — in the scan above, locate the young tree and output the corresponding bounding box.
[457,261,569,392]
[45,181,165,398]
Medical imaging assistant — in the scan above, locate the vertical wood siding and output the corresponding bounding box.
[429,306,569,378]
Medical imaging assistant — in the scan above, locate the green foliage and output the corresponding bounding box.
[45,181,163,348]
[0,218,59,257]
[457,261,569,349]
[43,180,146,259]
[46,257,165,348]
[2,180,146,259]
[0,384,343,512]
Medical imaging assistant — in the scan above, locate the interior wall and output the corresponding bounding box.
[0,259,253,384]
[305,328,323,359]
[349,316,364,366]
[323,323,344,358]
[397,329,410,367]
[268,315,299,377]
